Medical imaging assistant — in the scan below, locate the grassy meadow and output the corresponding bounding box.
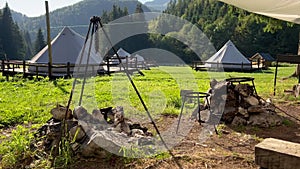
[0,65,299,168]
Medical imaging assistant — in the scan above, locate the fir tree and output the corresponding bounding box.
[23,30,33,59]
[0,3,25,60]
[34,28,46,54]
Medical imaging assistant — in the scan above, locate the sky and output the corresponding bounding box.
[0,0,152,17]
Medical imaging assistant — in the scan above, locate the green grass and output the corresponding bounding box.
[0,65,299,168]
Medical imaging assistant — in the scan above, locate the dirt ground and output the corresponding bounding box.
[69,103,300,169]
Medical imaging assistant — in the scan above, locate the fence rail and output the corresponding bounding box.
[192,61,253,71]
[0,57,149,80]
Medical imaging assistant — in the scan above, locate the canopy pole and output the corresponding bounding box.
[45,1,52,77]
[274,59,278,96]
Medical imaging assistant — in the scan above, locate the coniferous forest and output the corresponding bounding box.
[1,0,300,62]
[0,3,29,60]
[156,0,300,62]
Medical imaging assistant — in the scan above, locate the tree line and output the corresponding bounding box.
[161,0,300,61]
[0,3,46,60]
[2,0,299,63]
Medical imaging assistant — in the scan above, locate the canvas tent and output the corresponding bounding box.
[110,48,131,64]
[114,48,131,58]
[204,40,251,70]
[29,26,101,74]
[132,54,145,63]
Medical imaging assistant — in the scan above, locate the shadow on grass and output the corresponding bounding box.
[53,80,70,94]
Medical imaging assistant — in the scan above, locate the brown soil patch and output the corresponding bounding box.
[70,103,300,169]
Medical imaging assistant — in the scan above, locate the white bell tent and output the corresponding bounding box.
[205,40,251,70]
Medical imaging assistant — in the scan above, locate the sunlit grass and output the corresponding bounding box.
[0,65,300,168]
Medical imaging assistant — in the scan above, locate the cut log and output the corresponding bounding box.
[255,138,300,169]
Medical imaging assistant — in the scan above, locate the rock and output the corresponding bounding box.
[69,125,86,142]
[222,107,238,123]
[50,105,73,121]
[238,107,249,118]
[74,106,102,124]
[244,96,259,106]
[92,109,104,122]
[248,113,282,128]
[248,105,268,114]
[99,107,114,124]
[234,84,254,97]
[231,116,247,126]
[293,84,300,97]
[112,106,131,135]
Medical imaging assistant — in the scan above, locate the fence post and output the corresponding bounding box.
[241,62,244,71]
[36,65,39,79]
[48,62,52,78]
[12,63,15,76]
[107,58,110,75]
[23,60,26,78]
[67,62,70,78]
[1,60,4,72]
[126,56,128,70]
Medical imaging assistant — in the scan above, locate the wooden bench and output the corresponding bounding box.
[255,138,300,169]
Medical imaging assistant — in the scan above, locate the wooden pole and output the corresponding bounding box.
[107,58,110,75]
[45,1,52,77]
[23,60,26,78]
[298,32,300,83]
[274,59,279,96]
[1,60,4,72]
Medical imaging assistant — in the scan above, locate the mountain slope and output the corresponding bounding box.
[144,0,170,11]
[12,0,150,40]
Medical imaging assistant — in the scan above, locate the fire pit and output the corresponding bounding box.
[209,77,283,128]
[34,105,156,158]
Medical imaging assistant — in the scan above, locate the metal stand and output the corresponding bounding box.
[226,77,257,96]
[176,91,210,133]
[62,16,182,168]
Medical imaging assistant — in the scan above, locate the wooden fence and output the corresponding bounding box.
[192,61,253,71]
[0,57,149,80]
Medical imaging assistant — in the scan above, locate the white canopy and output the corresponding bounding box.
[219,0,300,24]
[205,40,251,70]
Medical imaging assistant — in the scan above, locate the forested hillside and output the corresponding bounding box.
[13,0,150,41]
[0,3,31,60]
[0,0,149,60]
[160,0,300,60]
[2,0,300,62]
